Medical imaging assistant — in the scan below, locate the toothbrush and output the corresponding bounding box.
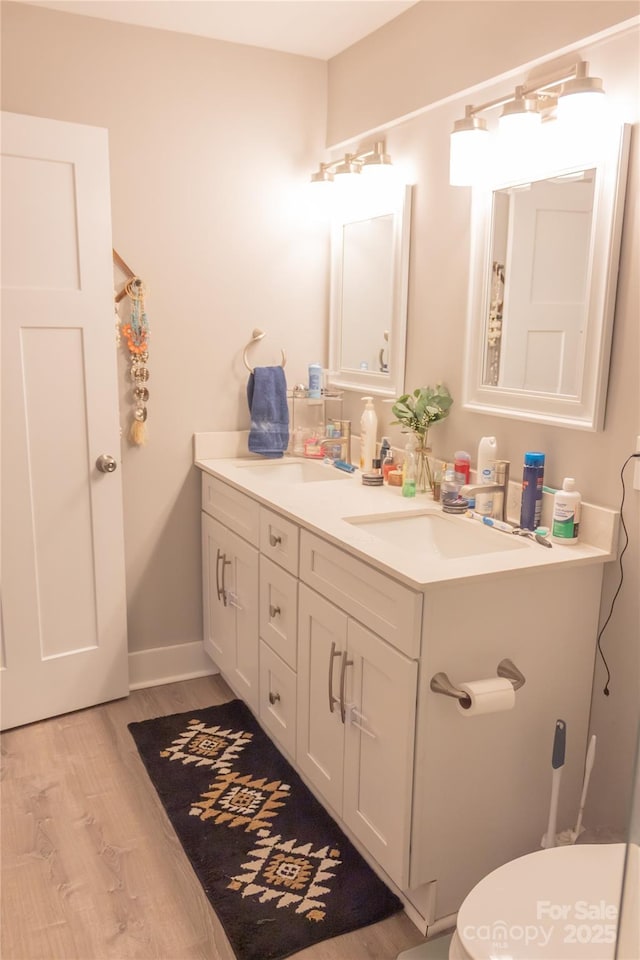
[467,512,514,534]
[481,516,513,534]
[542,719,566,849]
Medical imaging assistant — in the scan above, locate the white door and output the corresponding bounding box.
[500,176,595,394]
[1,111,128,730]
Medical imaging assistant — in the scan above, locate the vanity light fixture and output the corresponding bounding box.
[310,140,394,186]
[449,60,606,187]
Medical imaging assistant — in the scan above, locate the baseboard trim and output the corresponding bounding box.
[128,641,217,690]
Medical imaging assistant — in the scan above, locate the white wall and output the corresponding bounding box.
[328,14,640,833]
[1,0,329,655]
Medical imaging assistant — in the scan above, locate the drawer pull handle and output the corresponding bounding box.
[269,532,282,547]
[339,651,354,724]
[268,691,281,705]
[327,641,341,713]
[269,604,281,619]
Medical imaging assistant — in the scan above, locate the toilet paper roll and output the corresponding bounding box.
[457,677,516,716]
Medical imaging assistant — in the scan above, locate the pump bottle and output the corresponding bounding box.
[359,397,378,473]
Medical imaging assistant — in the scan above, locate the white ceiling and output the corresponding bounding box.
[20,1,419,60]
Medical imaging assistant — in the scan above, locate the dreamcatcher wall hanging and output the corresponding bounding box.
[117,276,151,445]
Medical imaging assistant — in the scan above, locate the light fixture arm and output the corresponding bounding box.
[310,140,391,181]
[463,60,591,121]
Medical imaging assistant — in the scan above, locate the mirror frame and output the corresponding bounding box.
[462,123,631,431]
[329,183,412,398]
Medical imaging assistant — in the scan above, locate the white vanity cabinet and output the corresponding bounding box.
[201,477,260,713]
[297,531,421,888]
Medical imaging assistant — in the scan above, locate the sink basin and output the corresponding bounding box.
[345,511,530,559]
[236,458,351,483]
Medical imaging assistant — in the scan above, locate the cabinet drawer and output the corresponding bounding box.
[259,556,298,669]
[201,475,259,546]
[259,508,299,575]
[259,640,297,761]
[300,530,422,659]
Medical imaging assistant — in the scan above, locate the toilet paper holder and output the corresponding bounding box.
[430,658,526,707]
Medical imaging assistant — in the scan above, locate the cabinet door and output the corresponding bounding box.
[297,585,347,815]
[202,513,259,713]
[223,526,260,714]
[344,619,418,888]
[202,513,235,677]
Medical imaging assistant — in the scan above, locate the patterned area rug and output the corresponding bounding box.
[128,698,403,960]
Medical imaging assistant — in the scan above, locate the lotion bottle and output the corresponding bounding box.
[476,436,497,516]
[552,478,581,543]
[359,397,378,473]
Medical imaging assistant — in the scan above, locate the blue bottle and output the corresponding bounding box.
[520,452,545,530]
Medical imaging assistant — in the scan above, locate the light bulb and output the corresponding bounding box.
[449,113,489,187]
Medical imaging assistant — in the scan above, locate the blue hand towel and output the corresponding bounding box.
[247,365,289,458]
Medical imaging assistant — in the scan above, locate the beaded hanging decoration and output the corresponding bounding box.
[121,277,150,445]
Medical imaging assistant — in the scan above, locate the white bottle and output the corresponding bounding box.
[476,436,497,516]
[552,478,581,544]
[359,397,378,472]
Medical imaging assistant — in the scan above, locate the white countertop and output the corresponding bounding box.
[194,436,618,590]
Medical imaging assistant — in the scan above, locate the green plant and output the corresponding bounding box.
[390,383,453,439]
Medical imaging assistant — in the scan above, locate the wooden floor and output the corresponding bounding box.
[1,675,425,960]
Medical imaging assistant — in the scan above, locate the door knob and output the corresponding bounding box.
[96,454,117,473]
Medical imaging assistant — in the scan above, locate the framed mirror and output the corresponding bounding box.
[463,123,630,430]
[329,183,412,398]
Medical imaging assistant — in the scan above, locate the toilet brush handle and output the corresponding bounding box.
[543,767,562,848]
[542,720,566,849]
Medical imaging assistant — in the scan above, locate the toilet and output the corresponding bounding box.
[449,843,626,960]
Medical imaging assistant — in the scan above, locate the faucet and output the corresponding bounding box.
[319,419,351,464]
[460,460,511,522]
[320,435,351,463]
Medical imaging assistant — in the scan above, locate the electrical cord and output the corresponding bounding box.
[597,452,640,696]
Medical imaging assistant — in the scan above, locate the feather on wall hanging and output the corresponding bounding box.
[113,249,150,445]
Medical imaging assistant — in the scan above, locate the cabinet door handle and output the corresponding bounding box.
[220,554,231,606]
[327,641,341,713]
[269,532,282,547]
[339,651,354,724]
[215,548,224,603]
[268,691,281,705]
[269,604,281,619]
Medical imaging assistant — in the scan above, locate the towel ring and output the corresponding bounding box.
[243,328,286,373]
